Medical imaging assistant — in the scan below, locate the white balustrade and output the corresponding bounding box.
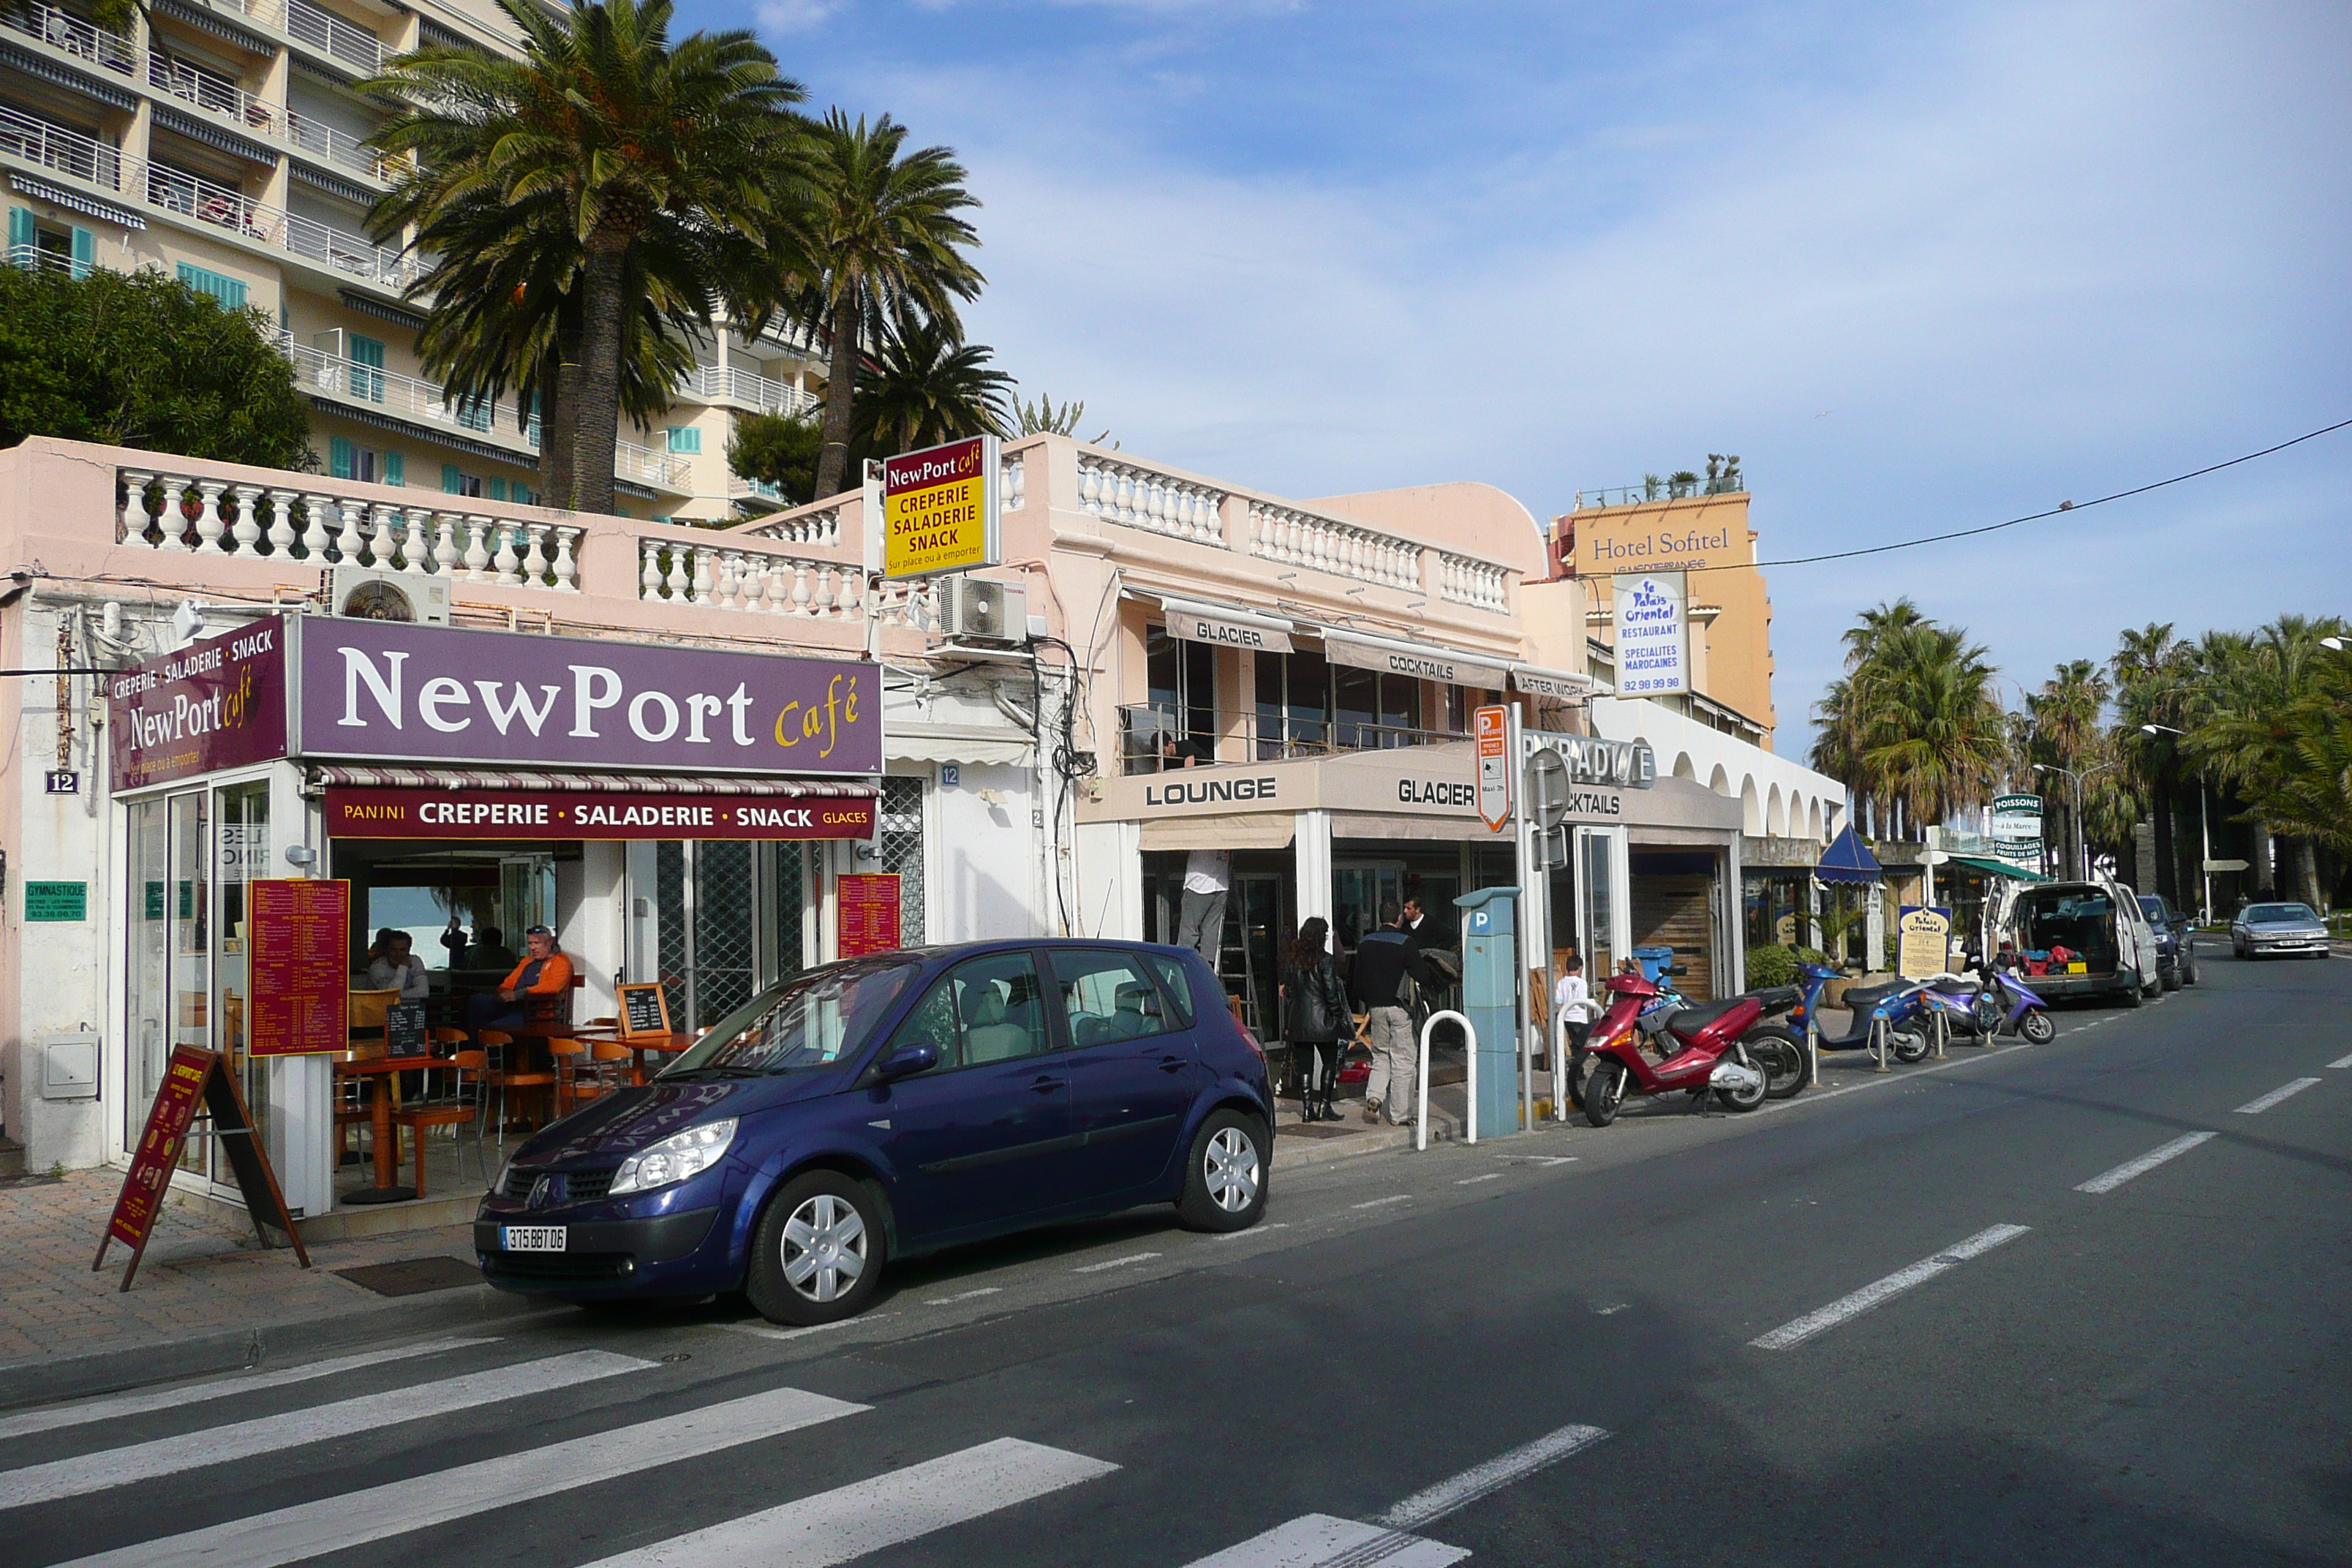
[285,0,385,72]
[638,537,926,627]
[1077,456,1227,547]
[110,468,582,590]
[1437,551,1511,613]
[5,4,137,76]
[1002,454,1025,511]
[1246,501,1422,590]
[688,365,819,415]
[745,506,840,549]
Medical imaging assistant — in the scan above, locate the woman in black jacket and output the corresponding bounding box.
[1281,917,1349,1124]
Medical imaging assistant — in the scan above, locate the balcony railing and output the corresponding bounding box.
[281,331,521,437]
[1077,454,1226,547]
[3,241,87,275]
[144,162,417,287]
[283,108,399,184]
[638,535,932,628]
[0,102,121,188]
[1437,551,1509,612]
[1117,703,1470,774]
[1574,474,1746,509]
[4,4,137,76]
[1247,499,1421,590]
[687,364,818,415]
[615,441,691,490]
[742,504,842,549]
[147,55,277,136]
[112,466,585,591]
[285,0,385,72]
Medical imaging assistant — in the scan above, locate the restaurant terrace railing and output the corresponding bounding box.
[1247,499,1422,591]
[742,504,843,549]
[1437,551,1510,612]
[111,467,585,590]
[1076,453,1226,547]
[1117,702,1471,774]
[636,535,936,628]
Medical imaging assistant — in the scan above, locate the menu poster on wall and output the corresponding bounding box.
[837,874,903,958]
[247,879,351,1056]
[1896,905,1955,981]
[96,1044,309,1291]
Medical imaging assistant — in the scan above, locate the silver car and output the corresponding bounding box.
[2230,902,2332,959]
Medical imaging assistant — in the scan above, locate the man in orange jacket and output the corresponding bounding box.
[467,924,573,1038]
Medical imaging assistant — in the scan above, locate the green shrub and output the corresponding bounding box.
[1747,943,1838,989]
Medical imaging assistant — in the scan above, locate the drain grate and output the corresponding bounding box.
[333,1256,484,1297]
[1275,1123,1364,1140]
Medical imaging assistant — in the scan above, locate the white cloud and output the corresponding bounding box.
[758,0,845,32]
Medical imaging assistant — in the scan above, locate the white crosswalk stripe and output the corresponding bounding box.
[1180,1514,1467,1567]
[577,1437,1118,1567]
[0,1349,649,1510]
[0,1338,500,1442]
[48,1385,868,1568]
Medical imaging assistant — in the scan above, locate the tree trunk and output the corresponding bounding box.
[813,284,860,501]
[538,336,572,511]
[2250,820,2274,897]
[568,232,629,518]
[2296,838,2319,905]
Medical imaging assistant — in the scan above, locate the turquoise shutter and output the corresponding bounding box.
[486,477,508,502]
[382,451,403,486]
[442,464,462,494]
[664,426,701,454]
[69,226,94,278]
[6,207,32,256]
[173,263,246,309]
[348,334,385,402]
[329,437,355,480]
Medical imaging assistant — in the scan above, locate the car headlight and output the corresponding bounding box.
[609,1118,738,1196]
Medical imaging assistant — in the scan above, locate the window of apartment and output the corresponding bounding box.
[1252,651,1424,758]
[174,263,247,311]
[10,209,95,276]
[440,464,482,498]
[1143,626,1217,765]
[664,426,702,455]
[328,437,379,483]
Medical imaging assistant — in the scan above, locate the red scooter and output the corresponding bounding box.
[1581,968,1795,1126]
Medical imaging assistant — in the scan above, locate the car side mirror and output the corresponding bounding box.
[872,1042,939,1082]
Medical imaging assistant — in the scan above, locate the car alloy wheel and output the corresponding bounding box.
[1203,1126,1260,1215]
[781,1192,867,1305]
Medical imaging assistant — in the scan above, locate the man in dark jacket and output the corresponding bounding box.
[1351,902,1432,1126]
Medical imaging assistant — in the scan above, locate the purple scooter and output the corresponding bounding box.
[1933,958,2056,1045]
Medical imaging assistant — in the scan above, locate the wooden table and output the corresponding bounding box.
[334,1053,437,1204]
[619,1033,695,1085]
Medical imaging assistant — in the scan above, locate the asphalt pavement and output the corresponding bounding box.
[4,943,2346,1567]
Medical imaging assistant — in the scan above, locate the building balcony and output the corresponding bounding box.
[0,100,121,189]
[4,3,138,78]
[1116,701,1469,775]
[687,364,819,415]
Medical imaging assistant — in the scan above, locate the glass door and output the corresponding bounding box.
[1332,860,1403,951]
[1573,826,1629,980]
[214,780,271,1166]
[125,798,172,1156]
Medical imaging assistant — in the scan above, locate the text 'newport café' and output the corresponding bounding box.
[105,611,881,1229]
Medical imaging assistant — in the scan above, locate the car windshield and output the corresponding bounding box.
[2247,903,2318,924]
[2138,897,2166,919]
[660,959,920,1077]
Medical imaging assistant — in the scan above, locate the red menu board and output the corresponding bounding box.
[248,879,351,1056]
[105,1044,213,1255]
[837,873,902,958]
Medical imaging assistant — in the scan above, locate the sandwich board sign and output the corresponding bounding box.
[97,1046,308,1290]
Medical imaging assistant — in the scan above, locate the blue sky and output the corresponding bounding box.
[680,0,2352,754]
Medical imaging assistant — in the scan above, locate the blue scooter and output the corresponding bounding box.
[1790,963,1934,1063]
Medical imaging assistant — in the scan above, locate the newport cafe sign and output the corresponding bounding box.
[290,619,881,775]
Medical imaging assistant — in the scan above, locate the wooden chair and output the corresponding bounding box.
[389,1101,474,1197]
[474,1029,556,1140]
[547,1038,600,1112]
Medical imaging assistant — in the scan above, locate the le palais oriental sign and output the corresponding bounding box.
[883,434,1000,581]
[110,614,882,783]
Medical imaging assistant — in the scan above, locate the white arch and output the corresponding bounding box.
[1709,764,1731,797]
[1673,752,1697,781]
[1807,797,1823,841]
[1741,776,1763,836]
[1767,784,1787,838]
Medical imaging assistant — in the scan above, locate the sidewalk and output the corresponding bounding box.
[0,1166,523,1409]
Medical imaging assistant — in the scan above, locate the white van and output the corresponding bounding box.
[1986,870,2162,1007]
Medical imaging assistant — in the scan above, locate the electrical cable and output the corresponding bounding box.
[1671,415,2352,575]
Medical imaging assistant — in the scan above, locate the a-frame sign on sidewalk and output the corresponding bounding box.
[94,1044,310,1292]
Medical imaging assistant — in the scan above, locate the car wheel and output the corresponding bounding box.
[2143,974,2162,998]
[2119,979,2142,1008]
[2161,964,2181,992]
[745,1170,886,1327]
[1176,1109,1268,1232]
[2182,958,2198,986]
[1583,1060,1627,1127]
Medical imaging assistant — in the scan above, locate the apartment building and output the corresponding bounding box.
[0,0,822,519]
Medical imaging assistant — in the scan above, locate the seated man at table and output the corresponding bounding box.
[365,929,431,1000]
[467,924,573,1039]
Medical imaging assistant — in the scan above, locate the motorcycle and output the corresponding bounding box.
[1581,968,1802,1126]
[1788,963,1937,1064]
[1950,960,2057,1045]
[1632,960,1806,1100]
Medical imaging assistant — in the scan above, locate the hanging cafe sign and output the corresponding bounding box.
[883,434,1001,580]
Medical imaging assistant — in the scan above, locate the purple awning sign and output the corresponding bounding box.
[292,618,881,776]
[108,616,290,791]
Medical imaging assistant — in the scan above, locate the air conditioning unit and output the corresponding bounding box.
[329,565,450,625]
[936,577,1025,644]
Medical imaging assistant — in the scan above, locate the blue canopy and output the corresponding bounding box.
[1814,826,1882,884]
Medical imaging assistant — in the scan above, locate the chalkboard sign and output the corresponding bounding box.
[387,1002,426,1054]
[618,981,672,1040]
[97,1046,308,1291]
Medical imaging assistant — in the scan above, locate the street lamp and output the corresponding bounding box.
[2143,723,2211,925]
[2321,636,2345,651]
[2032,760,2117,882]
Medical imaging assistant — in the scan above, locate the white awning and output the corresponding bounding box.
[1322,630,1512,690]
[1139,813,1295,851]
[1156,595,1295,655]
[1512,663,1593,698]
[886,729,1033,767]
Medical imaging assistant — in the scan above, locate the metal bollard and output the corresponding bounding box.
[1417,1009,1473,1153]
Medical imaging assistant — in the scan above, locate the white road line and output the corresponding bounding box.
[924,1287,1003,1305]
[578,1436,1117,1567]
[1374,1422,1611,1531]
[1352,1195,1413,1210]
[2326,1052,2352,1070]
[0,1349,648,1510]
[720,1314,896,1342]
[1180,1513,1467,1567]
[1455,1174,1502,1186]
[1074,1252,1162,1273]
[1211,1222,1292,1242]
[50,1386,866,1568]
[1749,1224,2031,1351]
[0,1337,498,1441]
[2075,1131,2217,1194]
[2234,1078,2322,1115]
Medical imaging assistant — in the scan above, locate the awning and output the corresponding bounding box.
[1322,630,1512,690]
[887,730,1033,767]
[1158,595,1294,655]
[1814,825,1882,884]
[309,766,878,842]
[152,106,276,167]
[1512,662,1591,698]
[1332,813,1503,843]
[1139,813,1294,851]
[1948,854,2050,883]
[0,41,140,111]
[293,163,378,207]
[8,173,143,230]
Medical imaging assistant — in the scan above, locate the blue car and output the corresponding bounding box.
[475,939,1273,1324]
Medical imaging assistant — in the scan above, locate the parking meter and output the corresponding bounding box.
[1455,887,1520,1136]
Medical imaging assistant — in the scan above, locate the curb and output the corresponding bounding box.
[0,1277,560,1414]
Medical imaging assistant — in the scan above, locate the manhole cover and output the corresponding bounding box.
[333,1256,483,1297]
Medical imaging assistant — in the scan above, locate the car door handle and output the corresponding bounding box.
[1030,1074,1060,1095]
[1157,1055,1186,1074]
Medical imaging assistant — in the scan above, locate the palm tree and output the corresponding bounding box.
[1853,623,2008,834]
[2111,623,2194,902]
[367,0,804,514]
[792,111,984,500]
[2024,659,2117,875]
[2182,616,2351,897]
[849,317,1011,457]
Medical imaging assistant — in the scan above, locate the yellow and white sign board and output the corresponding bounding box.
[883,435,1000,580]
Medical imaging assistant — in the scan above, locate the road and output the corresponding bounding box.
[6,944,2348,1566]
